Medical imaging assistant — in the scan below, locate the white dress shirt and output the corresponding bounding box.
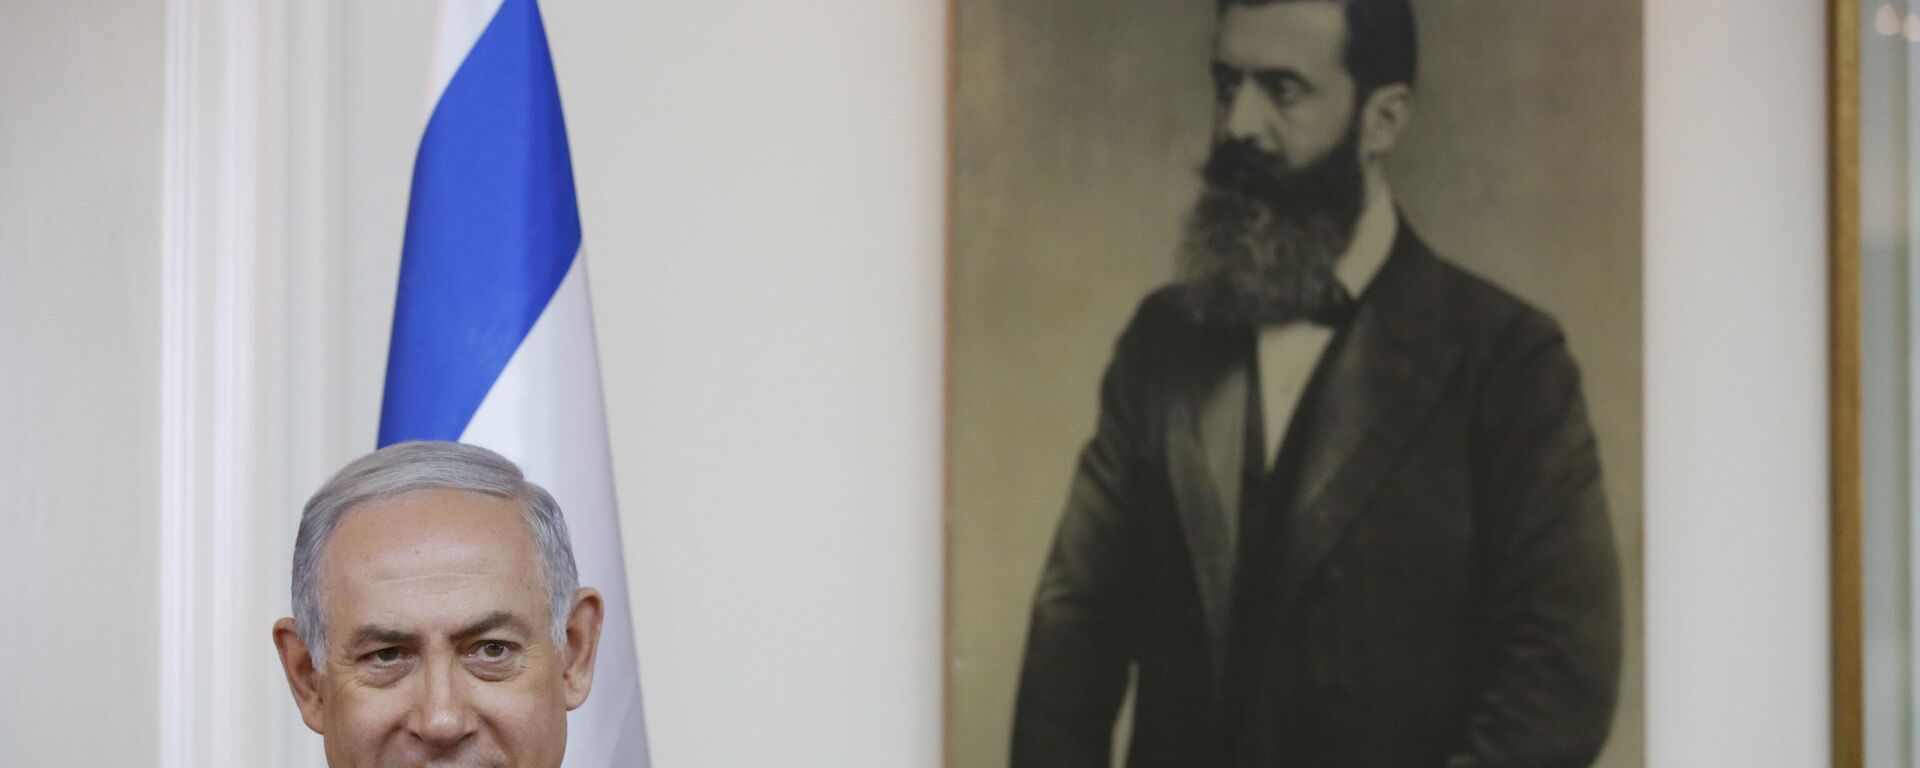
[1256,184,1397,469]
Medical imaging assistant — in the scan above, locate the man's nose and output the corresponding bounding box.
[1221,81,1277,151]
[409,661,480,749]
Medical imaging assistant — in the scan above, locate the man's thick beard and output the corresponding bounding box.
[1176,129,1367,328]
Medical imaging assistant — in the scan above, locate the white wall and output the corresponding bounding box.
[550,3,948,765]
[1644,0,1832,765]
[0,0,1836,765]
[0,1,163,765]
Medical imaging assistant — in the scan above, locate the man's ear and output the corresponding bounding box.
[1358,82,1413,164]
[560,588,606,711]
[272,617,328,734]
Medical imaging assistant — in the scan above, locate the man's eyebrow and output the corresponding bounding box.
[1213,62,1308,80]
[449,611,532,642]
[343,613,531,649]
[347,625,420,648]
[1212,63,1315,93]
[1250,67,1312,89]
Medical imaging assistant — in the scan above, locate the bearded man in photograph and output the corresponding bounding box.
[1010,0,1623,765]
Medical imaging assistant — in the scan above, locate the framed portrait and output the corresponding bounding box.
[946,0,1645,765]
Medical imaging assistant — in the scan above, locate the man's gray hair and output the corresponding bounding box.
[292,441,579,667]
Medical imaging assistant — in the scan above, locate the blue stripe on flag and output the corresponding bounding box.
[379,0,580,446]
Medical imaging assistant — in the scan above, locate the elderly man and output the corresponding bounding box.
[1011,0,1622,765]
[272,441,604,767]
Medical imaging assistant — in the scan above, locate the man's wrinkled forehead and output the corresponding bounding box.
[341,610,537,655]
[320,489,547,627]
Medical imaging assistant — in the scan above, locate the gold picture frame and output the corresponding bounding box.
[1830,0,1862,766]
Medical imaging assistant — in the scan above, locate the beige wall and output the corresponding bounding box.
[950,1,1642,764]
[0,0,163,764]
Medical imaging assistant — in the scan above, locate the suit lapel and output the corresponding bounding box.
[1161,225,1462,669]
[1270,230,1461,616]
[1166,350,1247,680]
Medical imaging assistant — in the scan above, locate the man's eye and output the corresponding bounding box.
[371,648,404,664]
[1253,74,1304,105]
[1211,65,1243,102]
[475,641,515,661]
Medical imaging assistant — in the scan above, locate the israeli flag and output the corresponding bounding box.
[377,0,650,764]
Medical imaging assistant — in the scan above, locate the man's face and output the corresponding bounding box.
[287,489,583,768]
[1179,1,1368,327]
[1211,1,1356,167]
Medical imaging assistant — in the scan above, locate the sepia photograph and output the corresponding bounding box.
[949,0,1644,765]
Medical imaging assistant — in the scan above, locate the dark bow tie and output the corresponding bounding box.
[1302,281,1356,327]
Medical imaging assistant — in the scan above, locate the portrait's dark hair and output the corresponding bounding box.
[1219,0,1418,98]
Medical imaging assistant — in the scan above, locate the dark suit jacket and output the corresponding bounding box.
[1011,227,1622,768]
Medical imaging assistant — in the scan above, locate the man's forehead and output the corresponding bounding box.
[331,486,531,551]
[1215,1,1347,72]
[321,488,545,612]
